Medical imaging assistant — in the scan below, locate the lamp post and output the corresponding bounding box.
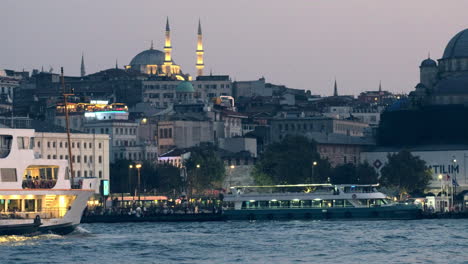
[311,161,318,183]
[135,164,142,202]
[128,164,133,203]
[229,165,235,187]
[452,157,457,209]
[438,174,443,212]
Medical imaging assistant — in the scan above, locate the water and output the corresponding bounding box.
[0,219,467,264]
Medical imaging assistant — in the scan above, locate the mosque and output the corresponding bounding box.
[411,28,468,106]
[124,18,205,81]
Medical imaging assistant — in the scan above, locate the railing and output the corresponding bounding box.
[0,207,69,220]
[22,179,57,189]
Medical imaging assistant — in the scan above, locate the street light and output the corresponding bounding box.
[135,163,142,202]
[438,174,443,196]
[229,165,235,187]
[311,161,318,183]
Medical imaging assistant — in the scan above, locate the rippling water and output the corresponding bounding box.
[0,219,467,264]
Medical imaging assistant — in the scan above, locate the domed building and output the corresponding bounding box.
[125,18,201,81]
[411,28,468,106]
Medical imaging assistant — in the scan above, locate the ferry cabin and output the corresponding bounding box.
[0,128,95,225]
[223,184,421,220]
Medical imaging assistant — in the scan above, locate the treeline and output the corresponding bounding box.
[253,136,432,197]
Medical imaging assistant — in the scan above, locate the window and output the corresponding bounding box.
[89,142,92,148]
[84,156,87,163]
[77,156,81,163]
[77,142,80,148]
[53,142,56,148]
[72,142,75,148]
[47,141,50,148]
[77,171,81,177]
[60,155,63,159]
[1,168,17,182]
[99,171,102,178]
[60,142,63,148]
[37,141,41,148]
[89,155,93,163]
[52,155,56,159]
[84,171,87,177]
[99,143,102,149]
[47,155,51,159]
[84,143,87,149]
[98,156,102,163]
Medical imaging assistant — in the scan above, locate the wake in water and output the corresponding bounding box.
[0,233,63,246]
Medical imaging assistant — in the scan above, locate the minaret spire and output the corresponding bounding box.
[196,19,205,77]
[333,78,338,96]
[115,59,118,69]
[80,53,86,77]
[164,17,173,76]
[379,80,382,92]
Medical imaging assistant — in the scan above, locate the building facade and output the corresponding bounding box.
[34,132,110,181]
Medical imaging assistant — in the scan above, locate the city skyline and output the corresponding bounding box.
[1,0,467,96]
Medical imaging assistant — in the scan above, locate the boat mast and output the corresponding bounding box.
[61,67,75,187]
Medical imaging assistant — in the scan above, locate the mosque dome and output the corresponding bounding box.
[176,81,194,93]
[129,49,166,66]
[420,58,437,67]
[442,29,468,59]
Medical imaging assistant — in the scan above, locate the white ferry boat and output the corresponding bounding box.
[0,128,95,235]
[223,184,422,220]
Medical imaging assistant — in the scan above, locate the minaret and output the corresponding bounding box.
[333,79,338,96]
[80,53,86,77]
[378,81,382,93]
[196,19,205,77]
[164,17,173,75]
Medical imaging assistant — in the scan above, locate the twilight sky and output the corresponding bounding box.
[1,0,467,96]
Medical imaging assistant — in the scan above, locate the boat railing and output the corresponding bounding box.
[0,207,69,220]
[22,179,57,189]
[231,191,336,198]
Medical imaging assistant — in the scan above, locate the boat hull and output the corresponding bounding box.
[39,222,77,235]
[224,206,422,221]
[0,223,41,236]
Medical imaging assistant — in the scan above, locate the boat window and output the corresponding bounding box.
[0,199,4,213]
[312,200,322,208]
[270,201,280,208]
[17,136,30,150]
[355,199,369,207]
[1,168,17,182]
[24,199,35,212]
[302,200,312,207]
[323,200,333,208]
[23,165,58,189]
[291,200,301,208]
[344,200,354,207]
[281,201,290,208]
[7,199,22,212]
[259,201,268,208]
[334,200,344,207]
[0,135,12,158]
[29,137,35,149]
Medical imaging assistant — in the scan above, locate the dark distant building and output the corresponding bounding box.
[410,28,468,106]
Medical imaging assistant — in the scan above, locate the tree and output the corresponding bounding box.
[331,163,356,184]
[252,135,332,185]
[356,162,379,184]
[110,159,182,196]
[331,162,378,184]
[380,150,432,198]
[185,144,226,195]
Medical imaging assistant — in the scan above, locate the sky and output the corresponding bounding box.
[1,0,467,96]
